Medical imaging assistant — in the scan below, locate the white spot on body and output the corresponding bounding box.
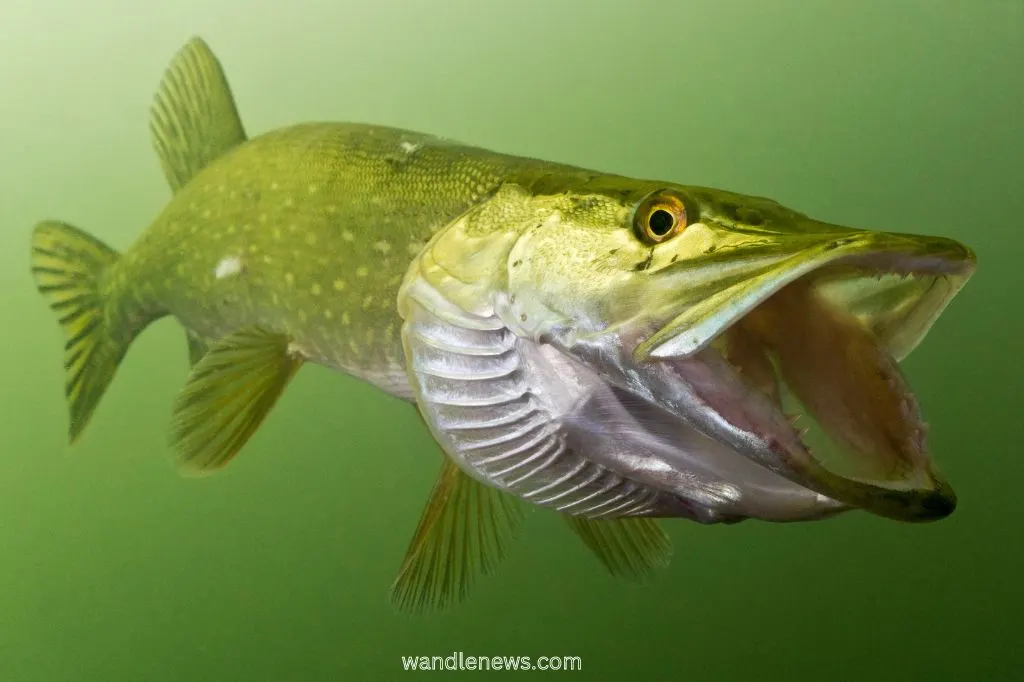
[214,256,243,279]
[400,141,421,154]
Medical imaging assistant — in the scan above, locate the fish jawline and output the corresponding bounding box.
[648,261,959,522]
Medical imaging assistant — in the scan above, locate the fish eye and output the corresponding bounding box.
[648,209,675,236]
[634,191,688,244]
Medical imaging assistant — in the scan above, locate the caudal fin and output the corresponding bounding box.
[31,221,125,443]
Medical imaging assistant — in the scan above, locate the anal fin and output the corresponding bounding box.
[390,457,524,613]
[170,326,302,474]
[564,515,672,581]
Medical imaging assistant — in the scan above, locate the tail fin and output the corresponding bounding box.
[31,221,126,443]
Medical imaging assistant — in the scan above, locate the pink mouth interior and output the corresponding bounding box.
[716,275,931,487]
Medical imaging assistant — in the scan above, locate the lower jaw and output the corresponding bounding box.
[659,347,956,522]
[648,276,957,522]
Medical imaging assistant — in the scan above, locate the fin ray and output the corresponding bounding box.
[169,327,302,474]
[31,221,125,442]
[564,515,672,581]
[390,458,524,613]
[150,36,247,192]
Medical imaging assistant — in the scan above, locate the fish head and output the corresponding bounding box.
[494,179,975,522]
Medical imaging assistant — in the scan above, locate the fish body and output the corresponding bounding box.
[125,122,567,393]
[30,38,976,611]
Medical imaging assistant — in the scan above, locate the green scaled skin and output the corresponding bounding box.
[134,122,549,379]
[129,130,586,394]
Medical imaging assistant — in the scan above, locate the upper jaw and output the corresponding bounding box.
[633,225,975,363]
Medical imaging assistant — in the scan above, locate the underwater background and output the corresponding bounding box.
[1,0,1022,679]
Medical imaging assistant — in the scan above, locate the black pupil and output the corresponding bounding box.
[648,209,675,236]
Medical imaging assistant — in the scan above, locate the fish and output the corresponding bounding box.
[30,37,976,612]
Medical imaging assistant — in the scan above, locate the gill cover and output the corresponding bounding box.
[397,185,663,517]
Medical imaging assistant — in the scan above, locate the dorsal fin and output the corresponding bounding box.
[149,36,247,193]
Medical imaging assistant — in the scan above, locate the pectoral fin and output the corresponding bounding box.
[169,326,303,475]
[390,457,524,613]
[563,515,671,580]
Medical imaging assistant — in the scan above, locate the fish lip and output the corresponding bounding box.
[625,231,973,522]
[634,230,976,362]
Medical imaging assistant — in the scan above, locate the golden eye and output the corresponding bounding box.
[634,191,688,244]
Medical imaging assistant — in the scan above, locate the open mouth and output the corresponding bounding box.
[637,243,975,522]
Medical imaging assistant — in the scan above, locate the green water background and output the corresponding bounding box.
[1,1,1021,679]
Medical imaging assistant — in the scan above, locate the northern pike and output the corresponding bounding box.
[30,38,976,611]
